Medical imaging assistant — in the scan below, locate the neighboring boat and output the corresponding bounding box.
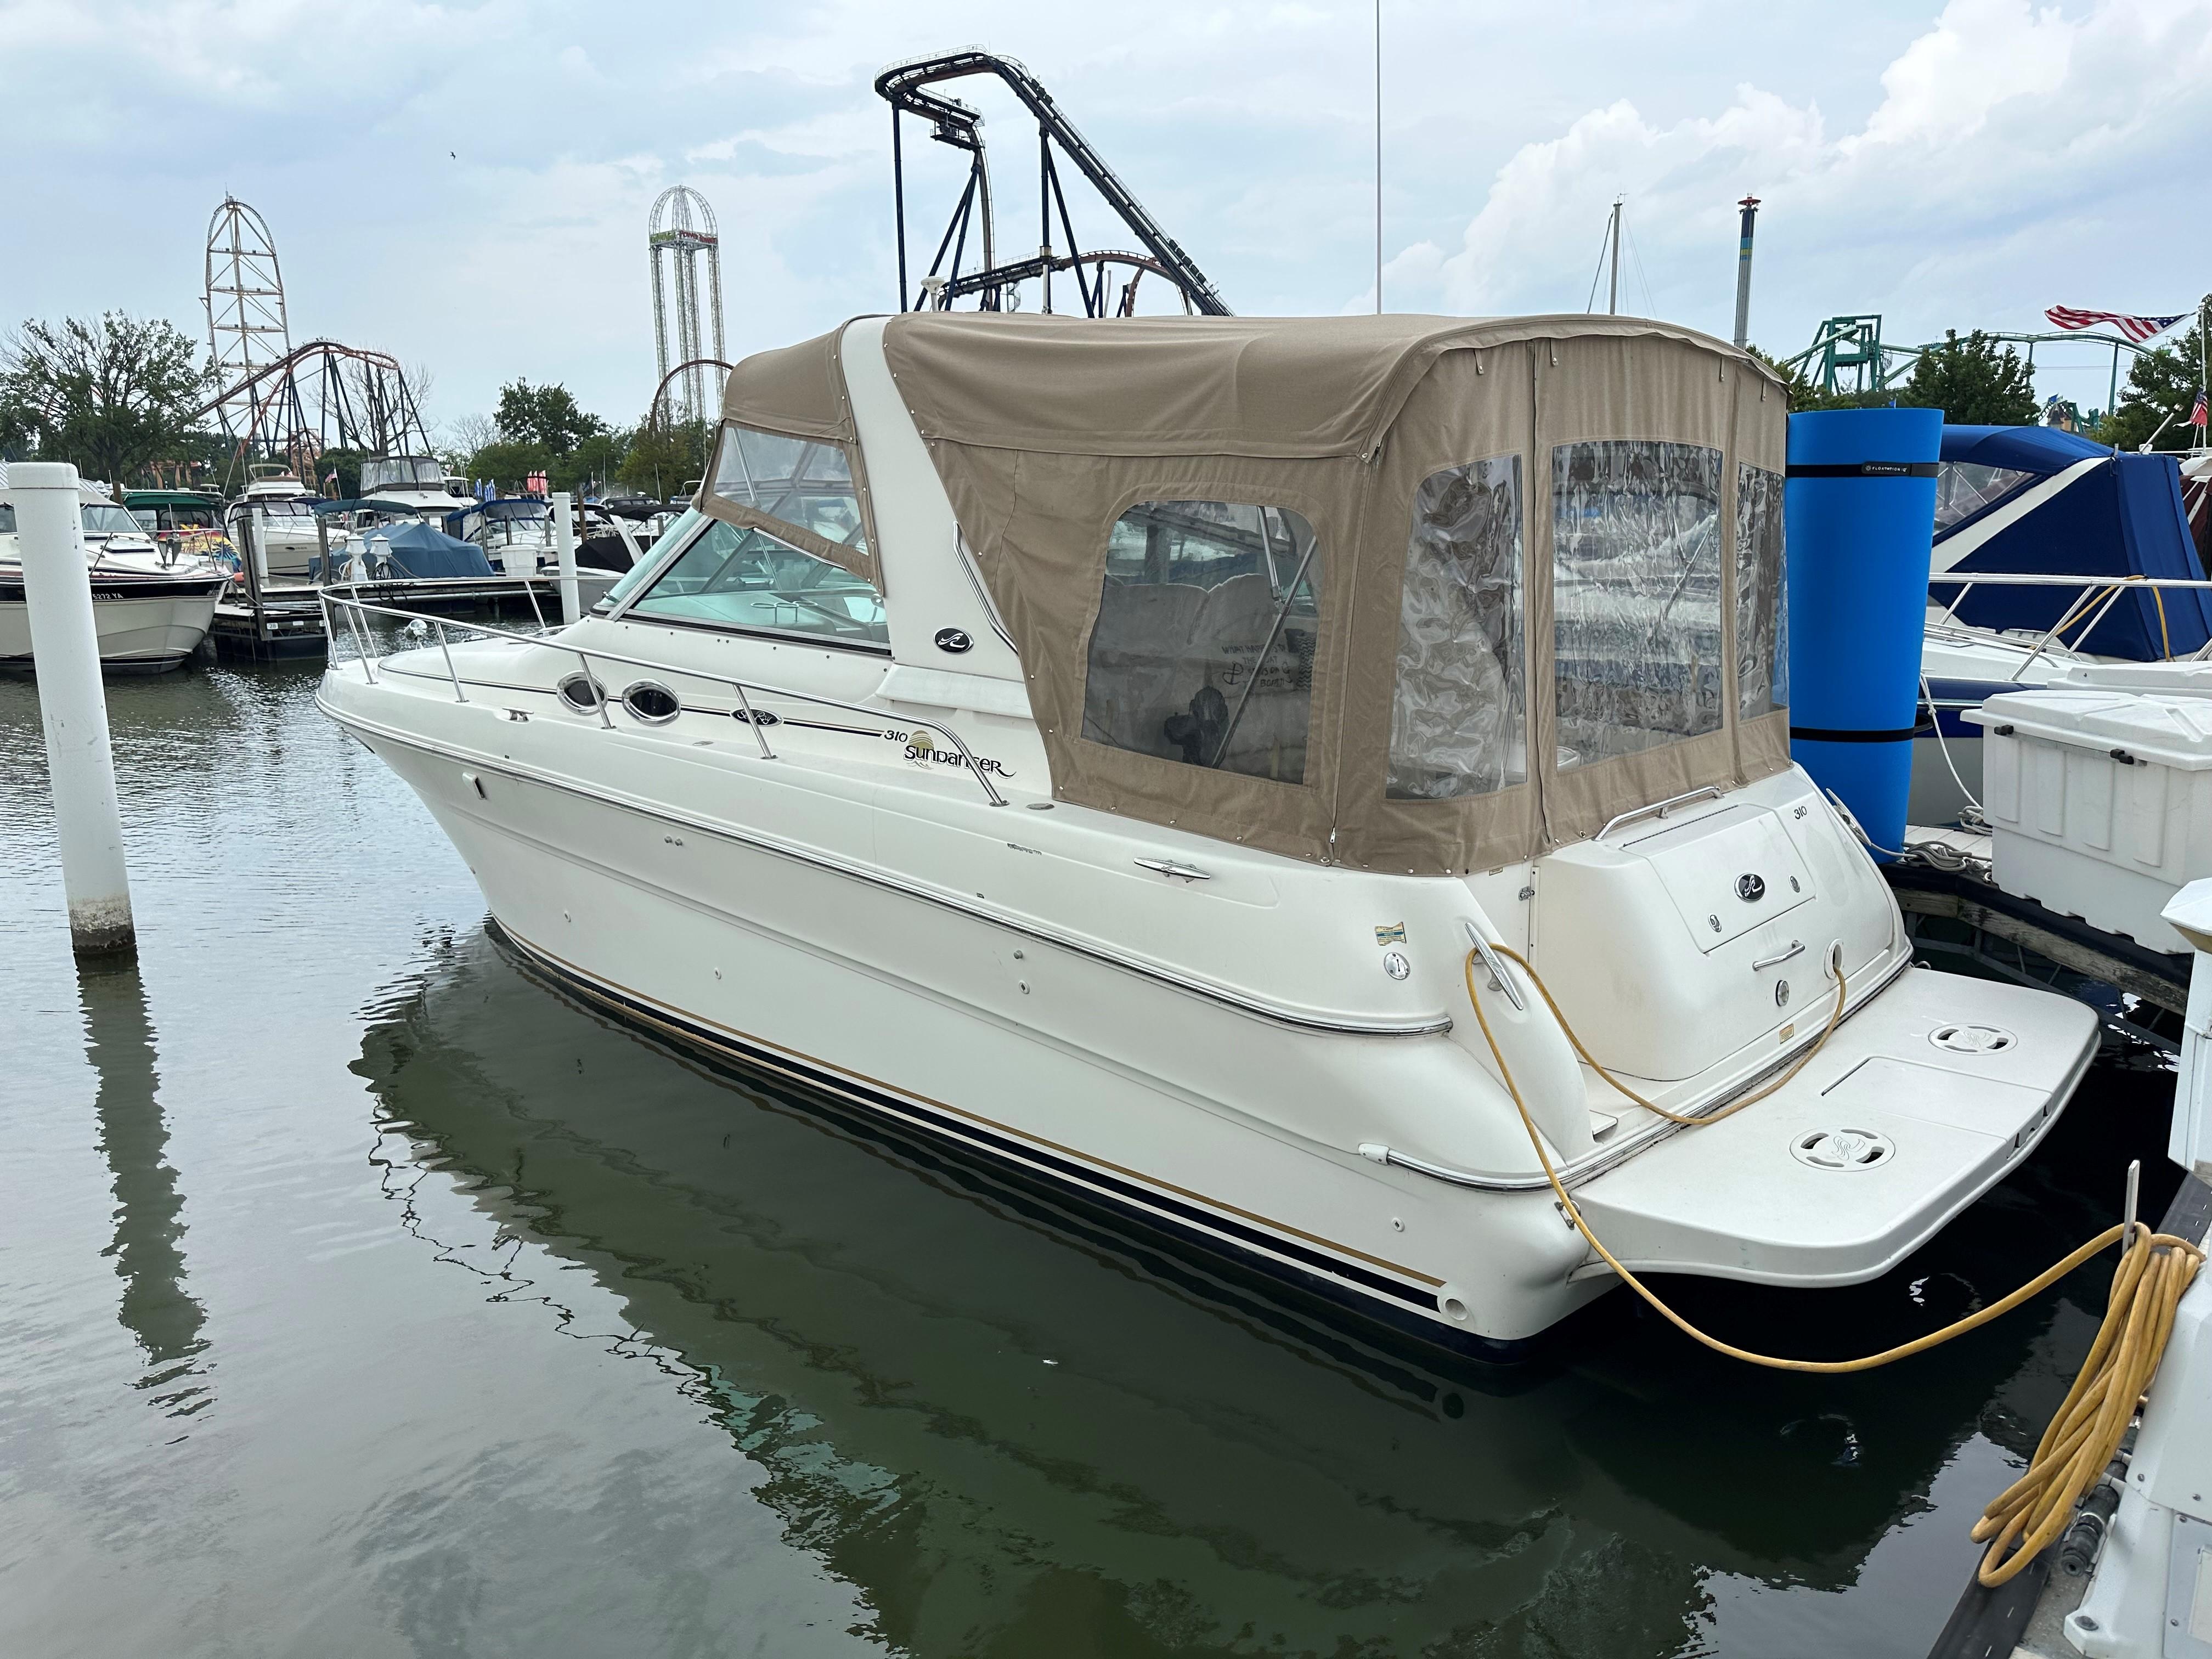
[442,495,556,574]
[357,455,477,526]
[1915,427,2212,825]
[122,489,238,573]
[320,313,2098,1352]
[225,461,336,580]
[438,495,624,605]
[1,481,228,672]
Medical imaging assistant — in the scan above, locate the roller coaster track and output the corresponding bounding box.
[876,48,1230,318]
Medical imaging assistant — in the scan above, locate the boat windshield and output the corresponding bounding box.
[594,510,701,612]
[486,501,550,523]
[247,500,318,523]
[81,503,142,535]
[624,517,888,647]
[360,457,448,494]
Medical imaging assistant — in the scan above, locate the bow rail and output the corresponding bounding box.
[318,585,1011,808]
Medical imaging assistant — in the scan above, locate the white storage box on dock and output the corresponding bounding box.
[1966,689,2212,951]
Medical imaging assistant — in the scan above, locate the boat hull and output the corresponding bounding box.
[333,688,2098,1351]
[0,578,224,672]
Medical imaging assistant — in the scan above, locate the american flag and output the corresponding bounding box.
[2192,390,2209,430]
[2046,306,2187,343]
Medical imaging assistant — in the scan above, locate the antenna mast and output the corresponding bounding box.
[1607,198,1623,316]
[1374,1,1383,314]
[1732,195,1760,349]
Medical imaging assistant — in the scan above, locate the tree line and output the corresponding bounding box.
[0,309,710,502]
[7,309,2208,504]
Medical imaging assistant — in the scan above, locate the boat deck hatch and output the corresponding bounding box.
[1618,804,1815,953]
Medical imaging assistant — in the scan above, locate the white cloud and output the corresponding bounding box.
[5,0,2207,424]
[1376,0,2212,405]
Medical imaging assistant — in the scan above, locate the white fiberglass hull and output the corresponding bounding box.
[327,652,2099,1351]
[0,579,222,671]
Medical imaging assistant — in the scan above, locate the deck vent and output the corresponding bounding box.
[1790,1127,1896,1171]
[621,681,682,725]
[1929,1023,2016,1055]
[556,671,605,713]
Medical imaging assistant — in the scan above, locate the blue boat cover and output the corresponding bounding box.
[1935,423,2212,659]
[319,520,495,580]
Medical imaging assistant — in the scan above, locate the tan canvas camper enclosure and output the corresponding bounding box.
[707,312,1792,872]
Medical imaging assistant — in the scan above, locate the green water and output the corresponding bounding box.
[0,662,2181,1657]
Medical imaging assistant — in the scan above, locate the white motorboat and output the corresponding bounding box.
[443,496,557,575]
[319,313,2100,1351]
[358,455,477,526]
[225,461,339,580]
[435,494,624,606]
[1914,428,2212,826]
[0,481,228,672]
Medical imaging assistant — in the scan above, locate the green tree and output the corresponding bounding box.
[616,417,710,500]
[314,446,374,499]
[1897,330,2039,425]
[494,379,607,458]
[556,427,630,498]
[465,439,554,495]
[0,313,215,490]
[2100,323,2207,453]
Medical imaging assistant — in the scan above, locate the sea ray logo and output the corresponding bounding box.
[1374,923,1407,946]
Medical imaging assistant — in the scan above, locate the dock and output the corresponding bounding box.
[208,574,575,662]
[1885,838,2190,1047]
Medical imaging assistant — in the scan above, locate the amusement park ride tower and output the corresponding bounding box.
[202,198,296,450]
[647,187,726,424]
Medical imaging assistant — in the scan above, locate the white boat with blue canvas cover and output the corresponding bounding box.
[318,313,2099,1351]
[1916,426,2212,825]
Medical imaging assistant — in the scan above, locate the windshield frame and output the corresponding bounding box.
[81,503,145,535]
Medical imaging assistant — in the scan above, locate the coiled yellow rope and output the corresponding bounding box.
[1969,1223,2200,1584]
[1460,947,2202,1583]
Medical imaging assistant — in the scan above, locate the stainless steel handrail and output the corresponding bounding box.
[1595,786,1724,843]
[1925,572,2212,674]
[318,585,1010,807]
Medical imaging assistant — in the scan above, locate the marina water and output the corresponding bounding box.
[0,658,2181,1657]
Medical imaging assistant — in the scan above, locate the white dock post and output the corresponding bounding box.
[12,461,137,962]
[2159,881,2212,1183]
[551,491,580,625]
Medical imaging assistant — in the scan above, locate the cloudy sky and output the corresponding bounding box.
[6,0,2209,439]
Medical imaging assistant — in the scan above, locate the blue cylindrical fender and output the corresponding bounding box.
[1785,407,1943,859]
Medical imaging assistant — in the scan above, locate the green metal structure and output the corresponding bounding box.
[1780,313,2158,415]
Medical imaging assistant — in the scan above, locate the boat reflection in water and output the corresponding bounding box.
[353,926,2142,1655]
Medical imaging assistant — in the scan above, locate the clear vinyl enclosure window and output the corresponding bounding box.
[709,422,869,557]
[627,516,888,647]
[1084,500,1323,783]
[1735,464,1788,720]
[1551,441,1724,770]
[1388,456,1524,800]
[1933,461,2036,533]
